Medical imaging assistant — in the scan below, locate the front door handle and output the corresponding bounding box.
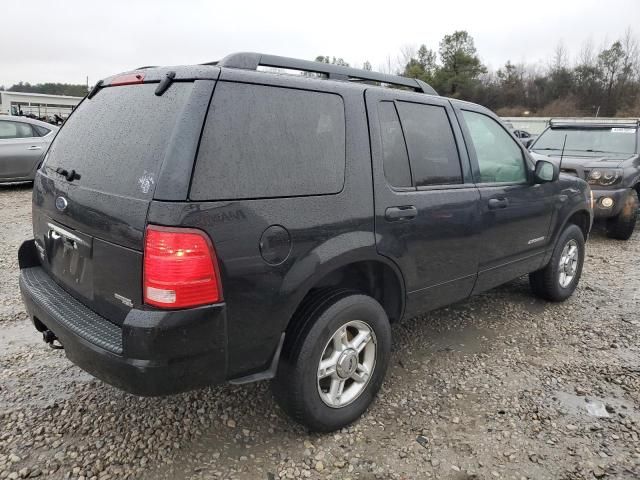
[385,205,417,221]
[27,146,42,150]
[488,198,509,209]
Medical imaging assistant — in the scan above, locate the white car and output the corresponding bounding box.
[0,115,58,183]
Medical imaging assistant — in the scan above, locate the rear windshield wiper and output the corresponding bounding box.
[55,167,81,182]
[87,80,103,99]
[155,71,176,96]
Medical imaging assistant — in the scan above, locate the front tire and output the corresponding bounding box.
[272,290,391,432]
[606,190,638,240]
[529,224,585,302]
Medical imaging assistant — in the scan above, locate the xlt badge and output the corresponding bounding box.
[528,236,545,245]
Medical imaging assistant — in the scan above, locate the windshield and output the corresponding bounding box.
[532,127,637,155]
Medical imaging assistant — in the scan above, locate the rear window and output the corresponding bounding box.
[190,82,346,200]
[44,82,193,199]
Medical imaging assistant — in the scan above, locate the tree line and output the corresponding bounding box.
[317,28,640,117]
[3,30,637,117]
[0,82,88,97]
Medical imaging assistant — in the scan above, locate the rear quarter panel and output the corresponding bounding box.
[147,76,377,378]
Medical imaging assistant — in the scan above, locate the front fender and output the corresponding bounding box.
[542,179,592,266]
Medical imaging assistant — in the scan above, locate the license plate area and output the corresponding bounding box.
[43,221,94,299]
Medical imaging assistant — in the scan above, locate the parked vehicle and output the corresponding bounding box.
[513,129,536,147]
[504,122,536,148]
[0,115,58,183]
[530,119,640,240]
[19,53,593,432]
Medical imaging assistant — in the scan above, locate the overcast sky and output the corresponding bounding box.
[1,0,638,88]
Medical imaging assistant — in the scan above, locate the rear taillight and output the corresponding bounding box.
[143,225,222,309]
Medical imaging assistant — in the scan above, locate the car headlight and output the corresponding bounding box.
[588,169,622,186]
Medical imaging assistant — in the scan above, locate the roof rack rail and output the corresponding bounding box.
[209,52,438,95]
[549,117,640,127]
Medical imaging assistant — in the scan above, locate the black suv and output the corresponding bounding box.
[530,119,640,240]
[19,53,593,432]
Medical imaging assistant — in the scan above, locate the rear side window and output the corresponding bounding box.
[378,101,412,187]
[396,102,462,186]
[191,83,345,200]
[33,125,51,137]
[44,83,193,199]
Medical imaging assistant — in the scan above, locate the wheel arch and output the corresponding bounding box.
[541,207,592,269]
[564,209,591,240]
[281,252,406,335]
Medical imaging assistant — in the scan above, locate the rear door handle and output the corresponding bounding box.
[27,146,42,150]
[385,205,417,221]
[488,198,509,209]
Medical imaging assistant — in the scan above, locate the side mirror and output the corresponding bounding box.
[534,160,559,183]
[521,138,534,149]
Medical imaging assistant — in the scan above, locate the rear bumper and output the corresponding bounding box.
[18,240,228,396]
[591,188,631,219]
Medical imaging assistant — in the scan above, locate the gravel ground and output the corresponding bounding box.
[1,183,639,480]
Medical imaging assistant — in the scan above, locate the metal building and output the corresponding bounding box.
[0,91,83,122]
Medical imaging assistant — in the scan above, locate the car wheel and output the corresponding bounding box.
[606,190,638,240]
[272,289,391,432]
[529,224,585,302]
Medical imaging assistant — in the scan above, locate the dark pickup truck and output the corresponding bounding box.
[19,53,593,432]
[530,119,639,239]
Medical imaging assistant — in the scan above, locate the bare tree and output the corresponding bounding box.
[398,45,417,66]
[620,27,639,82]
[378,55,394,74]
[577,38,596,67]
[552,41,570,71]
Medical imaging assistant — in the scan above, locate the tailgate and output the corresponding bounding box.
[32,77,214,325]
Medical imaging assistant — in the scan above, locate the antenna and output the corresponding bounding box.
[559,134,568,171]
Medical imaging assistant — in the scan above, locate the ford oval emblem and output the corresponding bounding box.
[55,196,68,212]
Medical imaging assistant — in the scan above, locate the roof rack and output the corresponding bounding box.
[549,117,640,127]
[208,52,438,95]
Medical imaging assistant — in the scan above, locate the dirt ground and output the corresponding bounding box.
[1,183,639,480]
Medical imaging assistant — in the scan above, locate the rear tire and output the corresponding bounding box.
[272,290,391,432]
[529,224,585,302]
[606,190,638,240]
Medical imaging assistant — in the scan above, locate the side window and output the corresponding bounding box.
[396,102,462,186]
[13,122,35,138]
[462,110,527,184]
[191,83,346,200]
[0,121,33,139]
[0,121,18,139]
[378,101,411,187]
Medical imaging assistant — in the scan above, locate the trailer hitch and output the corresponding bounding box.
[43,330,63,350]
